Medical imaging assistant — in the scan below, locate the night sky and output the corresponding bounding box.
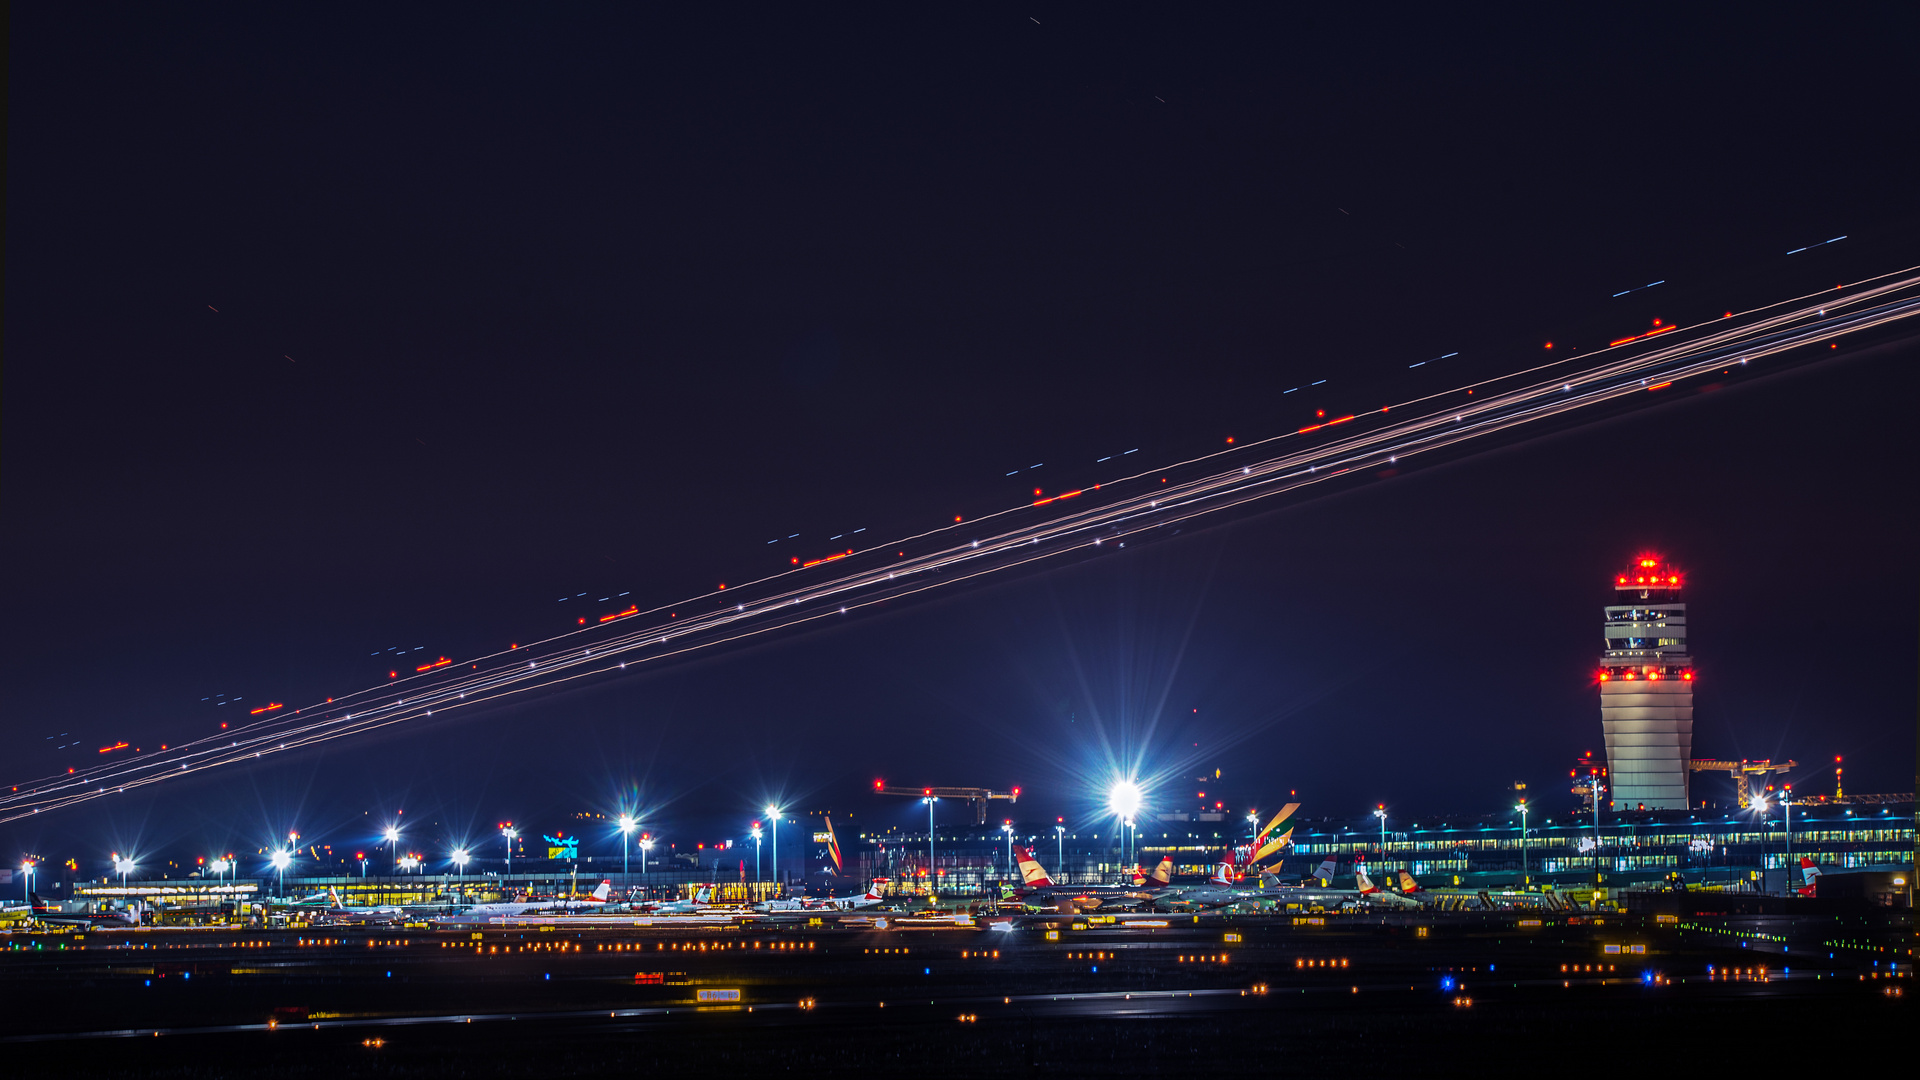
[6,8,1917,871]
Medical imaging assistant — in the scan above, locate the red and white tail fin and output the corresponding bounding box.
[1312,856,1338,882]
[590,880,613,902]
[865,880,886,901]
[1354,859,1380,895]
[1015,847,1054,889]
[1796,856,1821,897]
[1397,870,1424,893]
[1145,857,1174,888]
[1210,850,1237,887]
[693,885,713,905]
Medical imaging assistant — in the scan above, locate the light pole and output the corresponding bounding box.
[113,854,135,892]
[451,847,469,898]
[501,825,518,881]
[269,850,291,897]
[1001,821,1014,879]
[640,834,653,876]
[751,824,763,881]
[617,815,636,885]
[765,805,781,892]
[20,860,33,902]
[921,796,937,897]
[399,854,419,875]
[1054,822,1066,884]
[1108,780,1142,881]
[1515,801,1530,886]
[1123,818,1135,873]
[1782,786,1793,891]
[385,826,401,875]
[1372,805,1387,857]
[209,857,230,892]
[356,852,367,879]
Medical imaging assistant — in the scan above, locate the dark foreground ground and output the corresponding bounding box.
[3,908,1908,1075]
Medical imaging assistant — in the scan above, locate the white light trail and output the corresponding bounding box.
[5,267,1919,822]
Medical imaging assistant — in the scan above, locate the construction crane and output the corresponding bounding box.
[872,781,1020,824]
[1687,759,1796,809]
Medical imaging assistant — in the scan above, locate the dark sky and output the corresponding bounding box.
[6,7,1917,871]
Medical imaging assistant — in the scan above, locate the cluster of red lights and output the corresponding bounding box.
[1616,557,1682,588]
[1598,669,1694,683]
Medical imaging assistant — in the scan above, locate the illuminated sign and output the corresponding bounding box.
[697,989,740,1002]
[543,833,579,860]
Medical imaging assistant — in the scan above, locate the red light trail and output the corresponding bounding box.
[7,266,1920,822]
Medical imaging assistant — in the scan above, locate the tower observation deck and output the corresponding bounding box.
[1598,555,1695,810]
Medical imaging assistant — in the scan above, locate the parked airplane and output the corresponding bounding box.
[449,879,614,920]
[756,879,887,913]
[310,887,408,924]
[642,885,716,914]
[30,891,144,928]
[1010,848,1166,913]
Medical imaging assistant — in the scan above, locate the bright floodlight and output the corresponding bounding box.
[270,850,291,871]
[384,826,400,843]
[764,804,778,817]
[1107,780,1142,819]
[751,827,762,840]
[640,836,654,850]
[617,814,636,834]
[452,848,470,868]
[113,857,135,876]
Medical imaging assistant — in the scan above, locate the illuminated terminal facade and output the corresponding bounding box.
[1599,555,1694,810]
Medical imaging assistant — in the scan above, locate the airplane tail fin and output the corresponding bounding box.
[591,880,612,902]
[1354,859,1380,895]
[1397,870,1423,893]
[1312,856,1338,882]
[1015,847,1054,889]
[29,890,50,913]
[328,887,344,906]
[1146,857,1174,888]
[694,885,713,904]
[1797,856,1821,897]
[1210,850,1237,887]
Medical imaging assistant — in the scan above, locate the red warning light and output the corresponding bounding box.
[718,583,726,590]
[389,671,398,678]
[1544,342,1553,349]
[1225,436,1235,444]
[1598,672,1610,681]
[1681,671,1694,681]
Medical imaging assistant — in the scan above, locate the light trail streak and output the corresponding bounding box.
[7,267,1920,822]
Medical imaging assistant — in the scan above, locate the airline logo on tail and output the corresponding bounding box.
[1311,856,1338,882]
[588,880,613,902]
[1143,857,1174,888]
[1354,859,1380,895]
[1796,856,1821,898]
[1210,850,1238,887]
[1015,848,1054,889]
[825,815,844,876]
[1397,870,1424,893]
[1252,803,1300,864]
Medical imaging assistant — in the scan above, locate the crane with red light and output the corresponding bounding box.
[872,781,1020,824]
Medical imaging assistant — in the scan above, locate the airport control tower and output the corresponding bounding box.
[1598,555,1695,810]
